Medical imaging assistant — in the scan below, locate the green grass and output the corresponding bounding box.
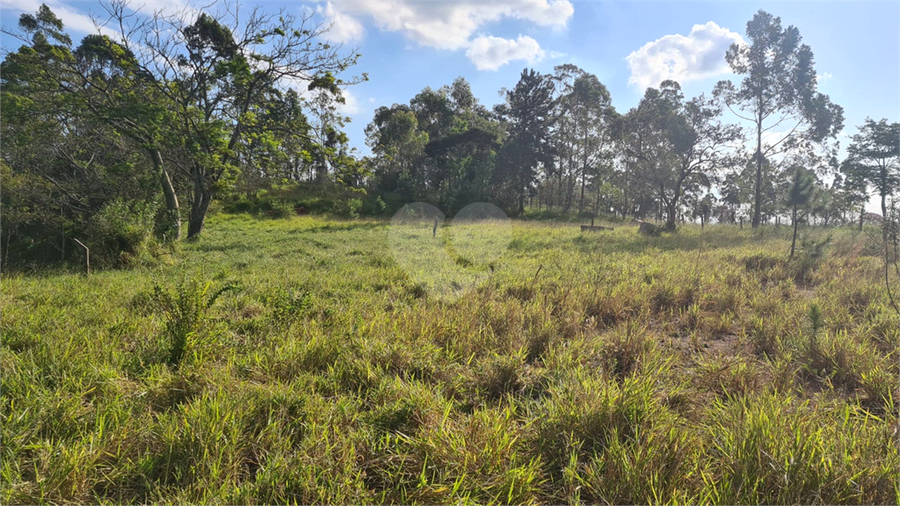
[2,214,897,504]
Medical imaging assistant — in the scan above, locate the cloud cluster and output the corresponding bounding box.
[318,0,573,70]
[318,1,365,44]
[1,0,116,38]
[626,21,744,89]
[467,35,544,71]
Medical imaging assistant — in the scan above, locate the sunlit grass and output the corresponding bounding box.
[1,214,897,504]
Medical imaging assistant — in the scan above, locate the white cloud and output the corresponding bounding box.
[626,21,744,89]
[0,0,119,39]
[319,0,573,50]
[547,50,568,60]
[317,1,364,44]
[817,72,833,84]
[466,35,545,71]
[337,88,362,115]
[0,0,197,42]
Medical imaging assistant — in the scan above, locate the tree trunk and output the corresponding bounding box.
[859,206,865,231]
[149,149,181,240]
[665,201,677,231]
[790,207,799,258]
[752,113,763,229]
[881,170,889,244]
[579,172,586,213]
[187,168,211,240]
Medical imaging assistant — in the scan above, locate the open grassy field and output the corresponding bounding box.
[2,214,898,504]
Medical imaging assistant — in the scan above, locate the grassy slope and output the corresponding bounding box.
[1,214,898,504]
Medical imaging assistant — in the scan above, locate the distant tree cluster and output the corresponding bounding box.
[361,11,897,237]
[2,5,899,270]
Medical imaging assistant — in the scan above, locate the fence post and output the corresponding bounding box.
[72,238,90,276]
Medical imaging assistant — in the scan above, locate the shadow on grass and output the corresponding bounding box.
[299,220,390,234]
[572,224,803,255]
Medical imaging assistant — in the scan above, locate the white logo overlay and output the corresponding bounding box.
[388,202,512,301]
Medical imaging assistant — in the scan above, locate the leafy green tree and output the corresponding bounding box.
[235,88,314,187]
[424,78,501,210]
[838,159,873,230]
[1,6,164,264]
[845,118,900,312]
[715,10,843,228]
[366,105,428,201]
[551,65,617,212]
[845,118,900,225]
[71,34,183,239]
[493,68,556,215]
[621,81,740,230]
[102,0,362,238]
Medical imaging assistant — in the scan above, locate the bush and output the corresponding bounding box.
[332,198,362,218]
[360,195,388,216]
[91,198,158,267]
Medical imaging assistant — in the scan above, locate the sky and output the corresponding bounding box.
[2,0,898,210]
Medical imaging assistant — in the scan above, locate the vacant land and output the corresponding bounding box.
[2,215,897,504]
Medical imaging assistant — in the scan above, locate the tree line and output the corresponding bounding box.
[2,4,898,269]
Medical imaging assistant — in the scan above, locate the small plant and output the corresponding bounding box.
[792,235,832,285]
[153,276,240,367]
[807,302,824,338]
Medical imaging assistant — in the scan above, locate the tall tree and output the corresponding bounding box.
[845,118,900,312]
[73,33,184,239]
[621,81,740,230]
[715,10,843,228]
[493,68,556,214]
[845,118,900,224]
[552,65,617,212]
[838,159,874,230]
[1,6,168,264]
[102,0,361,238]
[366,105,428,200]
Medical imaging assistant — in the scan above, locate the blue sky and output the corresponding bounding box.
[2,0,898,208]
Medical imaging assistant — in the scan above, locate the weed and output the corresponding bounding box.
[152,275,239,367]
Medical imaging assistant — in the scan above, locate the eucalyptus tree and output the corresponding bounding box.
[621,81,741,230]
[424,78,502,210]
[838,159,874,230]
[100,0,362,238]
[551,65,617,212]
[365,104,428,200]
[2,5,183,240]
[715,10,843,228]
[845,118,900,312]
[1,5,166,262]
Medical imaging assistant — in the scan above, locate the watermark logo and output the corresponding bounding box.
[388,202,512,301]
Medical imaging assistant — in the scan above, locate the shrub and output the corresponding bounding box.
[151,276,239,367]
[91,198,159,267]
[332,197,363,218]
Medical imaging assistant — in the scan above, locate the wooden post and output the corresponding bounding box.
[72,238,90,276]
